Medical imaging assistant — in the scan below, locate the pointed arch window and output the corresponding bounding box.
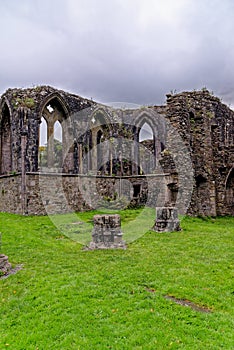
[39,96,69,171]
[53,120,63,168]
[0,103,12,174]
[138,121,155,174]
[225,169,234,210]
[38,117,48,168]
[139,122,154,142]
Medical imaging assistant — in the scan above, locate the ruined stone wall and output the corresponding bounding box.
[26,173,91,215]
[25,173,169,215]
[166,89,234,216]
[0,174,22,214]
[0,86,95,175]
[0,86,233,216]
[0,172,170,215]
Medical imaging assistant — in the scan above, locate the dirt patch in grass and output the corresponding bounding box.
[164,295,212,313]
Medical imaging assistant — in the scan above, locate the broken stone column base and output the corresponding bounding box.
[153,207,181,232]
[88,214,126,250]
[0,254,12,275]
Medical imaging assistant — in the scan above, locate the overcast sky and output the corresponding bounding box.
[1,0,234,106]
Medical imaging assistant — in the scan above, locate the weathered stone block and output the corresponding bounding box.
[153,207,181,232]
[0,254,12,275]
[88,214,126,249]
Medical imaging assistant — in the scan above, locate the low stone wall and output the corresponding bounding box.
[25,173,170,215]
[1,171,230,216]
[26,173,91,215]
[0,174,22,214]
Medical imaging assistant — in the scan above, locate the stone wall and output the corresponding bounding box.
[0,86,233,216]
[29,173,171,215]
[0,174,22,214]
[166,89,234,216]
[0,172,171,215]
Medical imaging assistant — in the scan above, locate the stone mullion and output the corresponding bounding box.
[21,131,27,214]
[78,143,83,174]
[155,138,161,170]
[47,121,54,168]
[109,141,113,176]
[132,132,138,175]
[0,129,2,174]
[92,129,97,173]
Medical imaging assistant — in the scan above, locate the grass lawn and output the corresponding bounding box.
[0,210,233,349]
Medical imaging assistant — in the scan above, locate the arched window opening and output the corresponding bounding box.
[97,129,103,172]
[90,110,110,174]
[38,117,47,168]
[53,121,63,169]
[0,103,12,174]
[138,122,155,174]
[45,97,65,117]
[139,122,154,142]
[225,169,234,213]
[40,96,68,171]
[195,175,210,215]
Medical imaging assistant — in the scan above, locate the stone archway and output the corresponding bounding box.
[39,95,70,172]
[225,168,234,215]
[138,121,155,174]
[89,108,111,175]
[0,103,12,174]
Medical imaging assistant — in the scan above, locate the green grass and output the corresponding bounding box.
[52,207,155,245]
[0,211,233,349]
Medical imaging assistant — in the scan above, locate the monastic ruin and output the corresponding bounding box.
[88,214,126,250]
[0,86,233,216]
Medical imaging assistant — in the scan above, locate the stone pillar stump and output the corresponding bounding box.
[88,214,126,249]
[0,254,12,275]
[153,207,181,232]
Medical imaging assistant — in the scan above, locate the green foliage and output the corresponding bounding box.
[13,97,35,109]
[118,123,133,138]
[0,213,233,349]
[161,148,171,156]
[99,195,129,210]
[24,97,35,108]
[206,111,214,119]
[53,139,62,168]
[39,139,62,168]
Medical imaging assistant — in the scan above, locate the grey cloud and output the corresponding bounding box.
[1,0,234,106]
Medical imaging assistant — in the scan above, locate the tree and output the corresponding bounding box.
[39,139,62,168]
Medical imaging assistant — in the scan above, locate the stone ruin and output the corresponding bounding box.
[0,254,12,276]
[0,86,233,217]
[87,209,181,249]
[88,214,126,250]
[153,207,181,232]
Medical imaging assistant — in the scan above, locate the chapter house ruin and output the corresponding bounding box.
[0,86,233,216]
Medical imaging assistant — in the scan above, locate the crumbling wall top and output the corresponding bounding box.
[0,85,95,114]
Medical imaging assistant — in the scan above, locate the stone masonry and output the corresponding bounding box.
[0,86,233,216]
[0,254,12,275]
[88,214,126,249]
[153,207,181,232]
